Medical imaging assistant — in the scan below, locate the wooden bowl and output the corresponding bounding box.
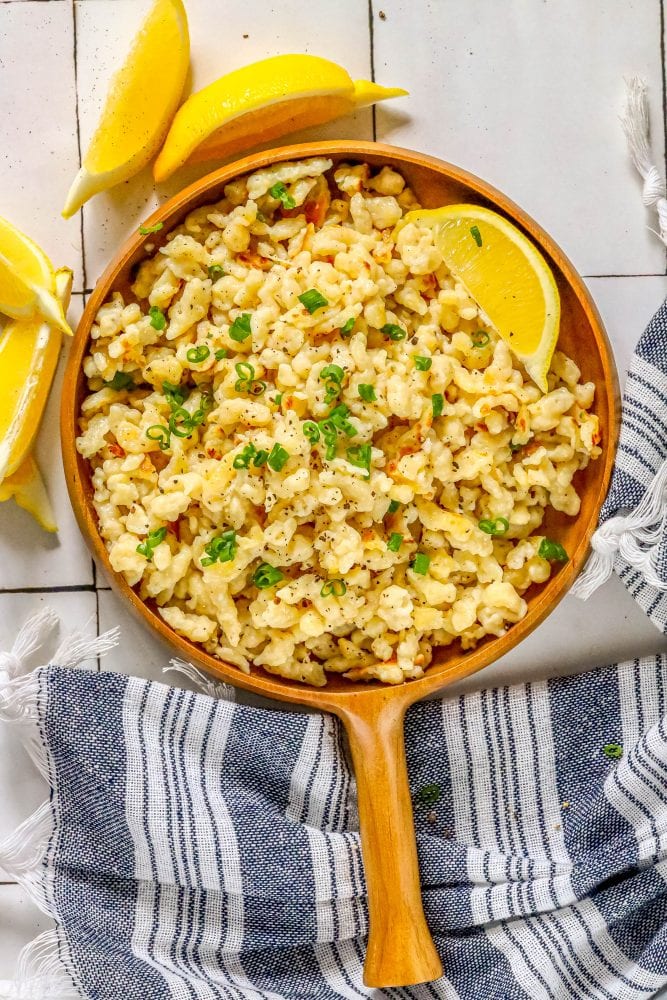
[61,140,619,988]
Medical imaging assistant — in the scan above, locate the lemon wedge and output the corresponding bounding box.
[0,454,56,533]
[0,267,72,483]
[0,217,72,335]
[153,54,407,182]
[62,0,189,218]
[398,205,560,392]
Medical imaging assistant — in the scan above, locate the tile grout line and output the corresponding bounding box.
[660,0,667,275]
[0,586,96,595]
[367,0,377,140]
[71,0,88,294]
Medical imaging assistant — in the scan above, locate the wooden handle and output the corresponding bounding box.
[339,695,443,988]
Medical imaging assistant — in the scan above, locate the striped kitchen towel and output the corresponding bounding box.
[1,609,667,1000]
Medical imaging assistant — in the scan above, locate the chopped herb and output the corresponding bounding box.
[387,499,401,515]
[479,516,510,537]
[207,264,226,282]
[387,532,403,552]
[104,371,134,391]
[602,743,623,760]
[268,181,296,210]
[299,288,328,313]
[320,579,347,598]
[470,224,482,247]
[148,305,167,331]
[509,440,523,453]
[538,538,569,563]
[201,529,237,567]
[328,403,356,437]
[414,356,432,371]
[381,322,407,341]
[340,317,355,336]
[233,443,256,469]
[136,526,167,560]
[138,222,164,235]
[146,424,170,450]
[472,330,490,348]
[267,443,290,471]
[253,449,269,467]
[411,552,430,575]
[229,313,252,342]
[346,442,372,477]
[431,393,444,418]
[358,383,376,402]
[186,344,210,364]
[253,562,284,589]
[416,783,441,807]
[214,348,228,361]
[303,421,321,444]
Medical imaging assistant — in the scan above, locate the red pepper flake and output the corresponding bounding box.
[108,442,125,457]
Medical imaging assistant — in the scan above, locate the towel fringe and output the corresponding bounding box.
[620,75,667,245]
[572,458,667,599]
[0,928,82,998]
[164,658,237,701]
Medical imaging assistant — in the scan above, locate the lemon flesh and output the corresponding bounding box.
[154,54,407,182]
[62,0,189,217]
[0,454,56,533]
[0,267,72,482]
[398,205,560,392]
[0,217,72,334]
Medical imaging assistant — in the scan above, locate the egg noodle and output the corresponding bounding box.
[76,158,601,686]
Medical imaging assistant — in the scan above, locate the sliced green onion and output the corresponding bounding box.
[471,330,490,348]
[104,371,134,391]
[138,222,163,235]
[470,225,482,247]
[320,364,344,384]
[387,499,401,515]
[268,181,296,210]
[320,579,347,597]
[250,380,266,395]
[299,288,328,313]
[233,443,256,469]
[169,407,195,438]
[478,516,510,537]
[208,264,226,281]
[253,562,284,589]
[416,783,441,806]
[267,443,290,472]
[328,403,356,437]
[358,383,376,402]
[201,529,237,567]
[431,393,444,418]
[319,419,338,459]
[136,526,167,559]
[229,313,252,342]
[162,380,188,409]
[186,344,210,364]
[381,323,407,341]
[538,538,569,563]
[303,421,321,444]
[148,305,167,331]
[253,449,269,467]
[340,317,355,336]
[215,348,227,360]
[411,552,430,575]
[602,743,623,760]
[387,532,403,553]
[234,361,256,393]
[146,425,170,450]
[414,356,432,371]
[273,393,283,405]
[346,442,372,477]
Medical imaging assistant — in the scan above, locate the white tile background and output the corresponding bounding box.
[2,0,667,986]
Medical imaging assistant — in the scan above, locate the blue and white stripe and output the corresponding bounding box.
[24,657,667,999]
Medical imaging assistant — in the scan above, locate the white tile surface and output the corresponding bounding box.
[0,0,83,291]
[2,0,667,984]
[373,0,666,277]
[0,296,93,589]
[76,0,375,287]
[0,886,53,980]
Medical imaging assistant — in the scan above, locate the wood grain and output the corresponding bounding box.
[61,140,619,987]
